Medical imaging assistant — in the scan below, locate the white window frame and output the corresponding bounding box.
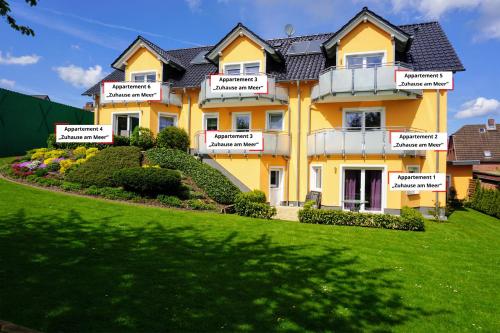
[406,165,420,196]
[202,112,219,131]
[344,50,387,68]
[222,61,262,75]
[342,107,385,130]
[265,110,285,131]
[339,164,387,213]
[269,166,285,206]
[111,111,141,137]
[232,112,252,131]
[158,112,178,132]
[310,164,323,192]
[129,70,158,82]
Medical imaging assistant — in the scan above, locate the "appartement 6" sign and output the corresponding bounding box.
[101,82,161,102]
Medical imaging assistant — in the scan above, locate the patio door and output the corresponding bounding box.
[343,168,383,212]
[115,114,139,137]
[269,168,284,206]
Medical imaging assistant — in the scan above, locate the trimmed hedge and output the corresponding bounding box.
[234,190,277,219]
[298,202,425,231]
[156,127,190,151]
[145,148,240,204]
[113,167,181,196]
[468,182,500,218]
[66,146,142,187]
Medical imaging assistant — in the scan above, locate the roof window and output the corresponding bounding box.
[287,40,324,55]
[484,150,492,158]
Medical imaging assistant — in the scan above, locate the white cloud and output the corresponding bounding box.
[389,0,481,19]
[0,79,15,88]
[71,44,81,50]
[53,65,107,88]
[455,97,500,119]
[185,0,202,12]
[0,51,40,65]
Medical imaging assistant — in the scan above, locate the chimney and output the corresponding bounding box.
[486,118,496,130]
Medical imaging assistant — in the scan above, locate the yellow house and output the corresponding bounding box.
[83,7,464,216]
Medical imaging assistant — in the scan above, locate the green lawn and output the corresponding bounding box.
[0,178,498,332]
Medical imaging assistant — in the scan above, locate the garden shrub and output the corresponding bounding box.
[156,127,190,151]
[34,168,49,177]
[61,181,83,191]
[157,194,183,207]
[32,177,63,187]
[298,204,424,231]
[234,190,277,219]
[84,186,139,200]
[401,206,425,229]
[113,167,181,196]
[66,146,142,187]
[130,127,155,150]
[145,148,240,204]
[113,135,130,146]
[186,199,216,211]
[468,181,500,218]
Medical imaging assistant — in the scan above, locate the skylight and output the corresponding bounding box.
[286,40,324,55]
[484,150,492,158]
[190,50,209,64]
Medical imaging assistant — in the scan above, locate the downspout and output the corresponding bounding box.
[296,80,301,206]
[93,95,99,125]
[287,103,291,205]
[306,103,312,194]
[184,88,192,154]
[435,89,440,213]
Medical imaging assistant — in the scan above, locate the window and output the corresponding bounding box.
[244,62,260,75]
[159,113,177,131]
[114,113,139,137]
[484,150,492,158]
[270,169,280,188]
[225,64,241,75]
[131,72,156,82]
[346,53,384,69]
[266,111,284,131]
[343,168,383,212]
[310,165,322,191]
[344,109,383,130]
[407,165,420,195]
[224,62,260,75]
[203,113,219,131]
[233,113,251,131]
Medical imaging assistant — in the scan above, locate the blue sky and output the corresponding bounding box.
[0,0,499,133]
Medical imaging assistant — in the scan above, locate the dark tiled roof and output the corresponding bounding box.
[398,22,464,71]
[82,69,125,96]
[450,124,500,162]
[83,15,464,95]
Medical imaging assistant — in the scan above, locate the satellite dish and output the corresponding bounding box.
[284,24,295,37]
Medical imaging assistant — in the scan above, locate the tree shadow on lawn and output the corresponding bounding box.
[0,209,443,332]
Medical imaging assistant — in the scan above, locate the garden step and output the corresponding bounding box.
[274,206,300,222]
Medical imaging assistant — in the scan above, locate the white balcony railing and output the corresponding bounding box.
[198,74,289,108]
[100,82,182,106]
[194,130,290,156]
[307,127,426,157]
[311,62,422,102]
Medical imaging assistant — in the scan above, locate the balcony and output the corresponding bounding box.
[307,127,426,157]
[194,130,290,156]
[311,62,422,103]
[100,82,182,106]
[198,74,289,108]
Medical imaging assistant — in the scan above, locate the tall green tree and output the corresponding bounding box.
[0,0,37,36]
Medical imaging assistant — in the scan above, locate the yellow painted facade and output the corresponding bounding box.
[447,164,472,200]
[92,20,451,214]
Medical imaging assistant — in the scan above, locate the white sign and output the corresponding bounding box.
[390,132,447,151]
[205,131,263,151]
[102,82,161,102]
[389,173,446,192]
[209,75,268,94]
[396,71,453,90]
[56,125,113,143]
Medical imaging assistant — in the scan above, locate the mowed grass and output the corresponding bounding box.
[0,178,498,332]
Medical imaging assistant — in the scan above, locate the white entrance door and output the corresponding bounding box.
[269,168,283,206]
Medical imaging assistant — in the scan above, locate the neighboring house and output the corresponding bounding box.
[31,95,51,101]
[0,88,94,157]
[447,119,500,199]
[83,7,464,215]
